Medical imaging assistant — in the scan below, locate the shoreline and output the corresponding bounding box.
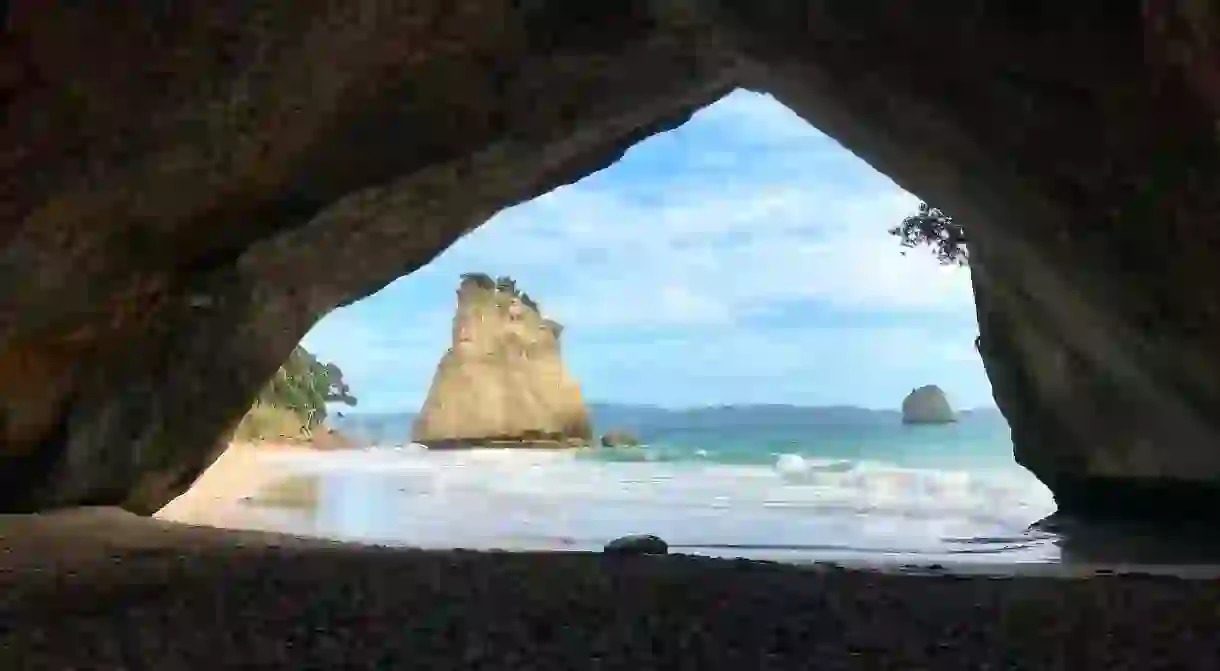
[154,441,318,526]
[149,442,1220,578]
[15,505,1220,580]
[4,507,1220,668]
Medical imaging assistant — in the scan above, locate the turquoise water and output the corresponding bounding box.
[231,410,1061,565]
[580,415,1018,472]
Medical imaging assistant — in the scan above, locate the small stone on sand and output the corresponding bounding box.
[604,534,668,556]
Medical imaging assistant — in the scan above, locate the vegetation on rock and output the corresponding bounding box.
[888,202,968,266]
[234,347,357,441]
[891,202,980,351]
[460,272,496,290]
[460,272,541,312]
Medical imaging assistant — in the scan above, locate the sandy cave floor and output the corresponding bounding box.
[2,508,1220,669]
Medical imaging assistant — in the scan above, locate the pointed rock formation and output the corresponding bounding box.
[901,385,957,425]
[410,275,591,448]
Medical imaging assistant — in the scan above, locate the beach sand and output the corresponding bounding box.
[4,444,1220,668]
[154,441,306,529]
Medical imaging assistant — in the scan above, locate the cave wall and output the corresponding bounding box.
[4,1,1220,519]
[715,1,1220,521]
[1,0,738,513]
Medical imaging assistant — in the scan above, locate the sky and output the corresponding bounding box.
[302,88,993,413]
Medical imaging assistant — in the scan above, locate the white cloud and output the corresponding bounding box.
[436,148,974,330]
[566,323,991,409]
[305,89,991,410]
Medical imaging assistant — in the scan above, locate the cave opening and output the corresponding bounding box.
[162,89,1058,564]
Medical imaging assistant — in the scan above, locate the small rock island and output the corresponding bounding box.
[411,274,592,448]
[600,429,641,448]
[901,385,957,424]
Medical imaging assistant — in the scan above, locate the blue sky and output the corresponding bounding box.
[303,89,993,413]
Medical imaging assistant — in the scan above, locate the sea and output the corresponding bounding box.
[228,405,1075,567]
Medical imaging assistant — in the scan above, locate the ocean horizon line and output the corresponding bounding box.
[333,402,1005,418]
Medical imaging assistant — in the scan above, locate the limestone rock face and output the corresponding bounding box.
[410,276,591,447]
[901,386,956,425]
[4,2,1220,522]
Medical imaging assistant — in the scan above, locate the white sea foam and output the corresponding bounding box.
[240,446,1060,563]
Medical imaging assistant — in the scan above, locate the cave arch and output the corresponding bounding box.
[4,1,1220,519]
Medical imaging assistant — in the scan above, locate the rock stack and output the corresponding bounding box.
[901,385,957,424]
[411,274,592,448]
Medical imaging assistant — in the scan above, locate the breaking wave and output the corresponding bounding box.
[248,443,1059,563]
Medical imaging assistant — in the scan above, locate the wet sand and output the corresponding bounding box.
[3,508,1220,668]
